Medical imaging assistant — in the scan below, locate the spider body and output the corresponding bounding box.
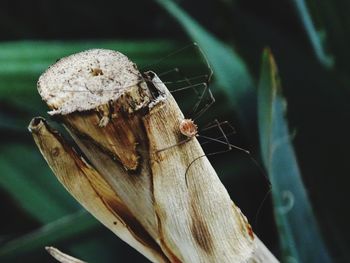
[179,119,198,138]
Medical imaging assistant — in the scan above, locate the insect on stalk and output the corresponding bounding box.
[147,45,271,191]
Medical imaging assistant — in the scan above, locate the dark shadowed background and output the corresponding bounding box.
[0,0,349,262]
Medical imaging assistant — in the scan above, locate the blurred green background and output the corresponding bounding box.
[0,0,349,262]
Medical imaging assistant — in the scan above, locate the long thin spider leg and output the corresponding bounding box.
[196,119,236,144]
[162,74,209,85]
[254,187,272,230]
[155,116,226,156]
[192,83,208,115]
[141,42,213,82]
[141,43,199,70]
[185,119,251,186]
[198,120,236,147]
[200,120,236,134]
[162,66,207,97]
[157,67,208,85]
[199,131,236,146]
[170,82,207,93]
[192,88,215,121]
[155,137,192,153]
[167,67,198,95]
[181,42,213,100]
[157,66,212,122]
[200,131,270,186]
[149,120,236,154]
[184,150,229,187]
[214,119,231,149]
[185,134,271,188]
[143,71,203,98]
[193,42,213,83]
[185,119,234,186]
[165,56,210,97]
[202,120,229,130]
[190,45,216,117]
[169,80,215,121]
[142,42,213,99]
[198,135,250,154]
[158,67,180,77]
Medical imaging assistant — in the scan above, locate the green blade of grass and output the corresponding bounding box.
[0,210,98,261]
[257,48,331,262]
[0,40,175,98]
[0,40,199,108]
[307,0,350,72]
[0,144,79,223]
[0,112,28,132]
[0,143,147,262]
[154,0,256,127]
[292,0,334,68]
[0,40,178,61]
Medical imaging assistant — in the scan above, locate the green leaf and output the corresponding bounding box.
[0,210,98,261]
[292,0,334,68]
[0,41,171,97]
[0,143,79,223]
[305,0,350,76]
[154,0,256,127]
[0,111,28,132]
[0,145,142,262]
[0,40,198,107]
[0,40,177,62]
[257,48,331,262]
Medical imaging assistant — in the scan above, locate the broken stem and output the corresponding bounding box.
[29,49,278,263]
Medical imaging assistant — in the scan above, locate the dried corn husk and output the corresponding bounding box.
[29,49,278,263]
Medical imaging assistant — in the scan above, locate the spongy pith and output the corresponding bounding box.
[37,49,142,115]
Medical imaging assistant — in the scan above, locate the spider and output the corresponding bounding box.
[179,119,198,138]
[149,44,249,157]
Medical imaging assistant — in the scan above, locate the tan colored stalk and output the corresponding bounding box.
[29,49,279,263]
[45,247,87,263]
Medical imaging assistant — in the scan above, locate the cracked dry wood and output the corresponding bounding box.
[29,49,279,263]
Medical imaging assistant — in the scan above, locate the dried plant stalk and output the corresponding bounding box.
[29,49,279,263]
[45,247,86,263]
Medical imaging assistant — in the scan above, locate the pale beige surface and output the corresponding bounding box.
[38,49,141,115]
[31,49,279,263]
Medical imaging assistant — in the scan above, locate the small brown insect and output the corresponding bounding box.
[179,119,198,138]
[157,119,198,153]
